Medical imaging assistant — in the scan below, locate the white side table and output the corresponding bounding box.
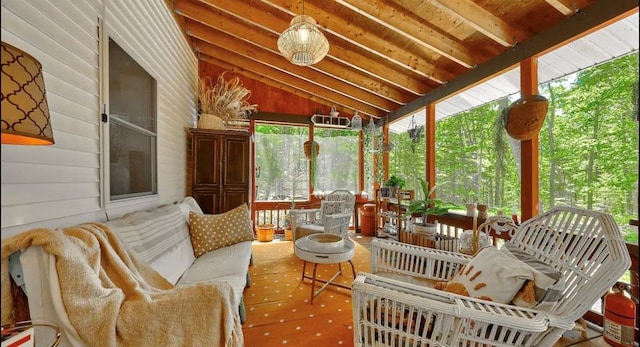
[294,234,356,303]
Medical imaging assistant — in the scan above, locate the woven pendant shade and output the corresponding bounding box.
[277,15,329,66]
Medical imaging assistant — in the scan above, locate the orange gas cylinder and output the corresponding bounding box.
[603,282,636,347]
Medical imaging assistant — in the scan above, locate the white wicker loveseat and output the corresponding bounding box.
[352,206,631,347]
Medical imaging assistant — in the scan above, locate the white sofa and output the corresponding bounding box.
[9,197,253,347]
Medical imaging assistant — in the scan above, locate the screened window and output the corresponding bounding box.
[108,38,157,200]
[314,128,359,194]
[254,123,309,201]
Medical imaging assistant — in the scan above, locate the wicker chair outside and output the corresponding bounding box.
[325,190,356,215]
[290,190,355,245]
[352,206,631,347]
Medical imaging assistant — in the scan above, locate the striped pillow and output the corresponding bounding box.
[501,243,565,310]
[106,204,195,284]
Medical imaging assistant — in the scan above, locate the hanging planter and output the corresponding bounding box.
[303,140,319,188]
[407,115,424,153]
[303,140,319,160]
[503,94,549,141]
[381,142,394,153]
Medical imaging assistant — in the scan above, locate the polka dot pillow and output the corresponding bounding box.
[188,203,255,257]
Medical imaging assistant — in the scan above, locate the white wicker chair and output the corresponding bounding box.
[290,190,355,243]
[325,189,356,216]
[352,206,631,347]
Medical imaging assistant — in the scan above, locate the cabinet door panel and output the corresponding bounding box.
[193,189,220,214]
[190,129,250,215]
[221,189,249,212]
[194,136,220,186]
[222,136,250,187]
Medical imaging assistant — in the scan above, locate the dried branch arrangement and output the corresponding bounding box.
[198,72,258,125]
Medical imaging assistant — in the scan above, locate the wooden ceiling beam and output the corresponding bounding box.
[184,0,431,95]
[175,1,424,99]
[194,39,385,117]
[429,0,527,47]
[185,21,397,112]
[261,0,455,84]
[199,56,355,117]
[336,0,476,69]
[175,3,413,105]
[545,0,578,16]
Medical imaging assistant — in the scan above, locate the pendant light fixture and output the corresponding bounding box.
[277,0,329,66]
[364,116,380,136]
[350,111,362,131]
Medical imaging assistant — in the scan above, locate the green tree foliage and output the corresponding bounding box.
[314,128,359,192]
[254,124,309,201]
[433,52,638,229]
[252,53,638,241]
[389,128,425,192]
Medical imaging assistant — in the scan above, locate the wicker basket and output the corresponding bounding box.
[256,224,275,242]
[303,140,319,160]
[197,113,226,130]
[504,94,549,140]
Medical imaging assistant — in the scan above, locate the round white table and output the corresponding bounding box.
[294,234,356,303]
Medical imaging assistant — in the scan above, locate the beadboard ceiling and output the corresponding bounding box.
[166,0,638,121]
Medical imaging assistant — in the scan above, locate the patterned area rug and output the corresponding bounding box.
[242,235,370,346]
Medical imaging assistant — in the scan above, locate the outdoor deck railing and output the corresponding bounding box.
[253,200,321,231]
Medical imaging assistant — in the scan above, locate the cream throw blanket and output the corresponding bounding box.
[1,223,244,346]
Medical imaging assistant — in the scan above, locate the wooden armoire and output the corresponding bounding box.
[188,128,251,214]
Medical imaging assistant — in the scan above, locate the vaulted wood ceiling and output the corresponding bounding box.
[166,0,637,121]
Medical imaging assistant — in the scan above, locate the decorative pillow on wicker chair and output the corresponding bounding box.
[501,243,565,310]
[435,245,534,304]
[320,200,345,224]
[188,203,254,257]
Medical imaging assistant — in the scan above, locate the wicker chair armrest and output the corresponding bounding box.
[290,208,321,216]
[323,212,352,221]
[289,208,322,226]
[370,239,472,282]
[352,272,573,347]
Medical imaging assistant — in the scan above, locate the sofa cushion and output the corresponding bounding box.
[188,204,255,257]
[105,204,196,284]
[178,240,253,305]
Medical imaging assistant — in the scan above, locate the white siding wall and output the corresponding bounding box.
[1,0,198,238]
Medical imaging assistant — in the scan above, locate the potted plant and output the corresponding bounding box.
[463,190,478,217]
[384,175,406,198]
[404,178,459,239]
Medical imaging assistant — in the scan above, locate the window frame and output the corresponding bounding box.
[100,27,159,207]
[253,122,310,202]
